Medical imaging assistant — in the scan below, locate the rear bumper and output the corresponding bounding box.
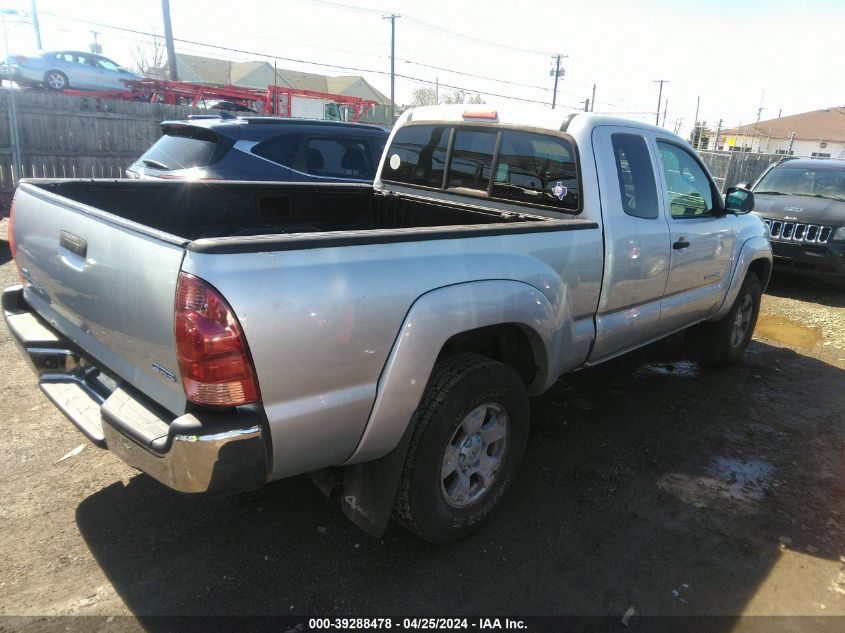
[770,239,845,276]
[2,285,269,493]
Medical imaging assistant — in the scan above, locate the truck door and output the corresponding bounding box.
[653,139,735,331]
[588,126,672,362]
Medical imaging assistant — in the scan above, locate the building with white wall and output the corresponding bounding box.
[715,107,845,158]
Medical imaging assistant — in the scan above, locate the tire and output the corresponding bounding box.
[393,353,530,543]
[686,272,762,366]
[43,70,68,91]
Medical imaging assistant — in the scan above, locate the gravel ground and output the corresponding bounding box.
[1,217,845,632]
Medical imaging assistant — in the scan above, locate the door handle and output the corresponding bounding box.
[672,238,690,250]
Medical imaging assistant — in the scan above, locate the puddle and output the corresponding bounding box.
[755,314,822,349]
[635,360,700,378]
[707,456,774,501]
[658,456,774,510]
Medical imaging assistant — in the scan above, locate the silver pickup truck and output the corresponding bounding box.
[3,105,772,542]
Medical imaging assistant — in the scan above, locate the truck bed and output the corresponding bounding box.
[29,180,549,243]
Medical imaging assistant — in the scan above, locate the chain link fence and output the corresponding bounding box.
[697,150,784,192]
[698,149,845,193]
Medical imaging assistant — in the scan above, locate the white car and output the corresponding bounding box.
[1,50,142,91]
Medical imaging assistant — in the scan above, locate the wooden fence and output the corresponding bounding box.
[0,89,204,211]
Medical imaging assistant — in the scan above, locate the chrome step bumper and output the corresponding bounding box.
[3,285,269,493]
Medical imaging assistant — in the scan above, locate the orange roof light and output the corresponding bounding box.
[462,110,498,120]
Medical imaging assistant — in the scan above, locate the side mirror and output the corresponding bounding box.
[725,186,755,213]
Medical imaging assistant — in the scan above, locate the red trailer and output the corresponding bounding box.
[62,79,379,123]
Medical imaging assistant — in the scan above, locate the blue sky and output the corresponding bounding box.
[2,0,843,137]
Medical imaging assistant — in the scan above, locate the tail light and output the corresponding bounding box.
[8,200,22,282]
[174,272,260,407]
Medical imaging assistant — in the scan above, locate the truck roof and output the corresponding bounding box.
[401,104,677,138]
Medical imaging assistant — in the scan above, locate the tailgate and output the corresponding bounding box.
[11,183,188,415]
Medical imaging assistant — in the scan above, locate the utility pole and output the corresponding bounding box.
[752,90,765,152]
[692,96,700,148]
[89,31,101,54]
[590,83,596,112]
[1,9,22,182]
[550,54,566,109]
[714,118,723,151]
[787,131,795,155]
[582,98,590,112]
[755,89,765,125]
[161,0,178,81]
[435,77,439,104]
[662,98,668,128]
[30,0,41,49]
[653,79,669,125]
[384,13,399,122]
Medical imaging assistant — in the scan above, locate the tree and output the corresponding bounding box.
[689,121,710,150]
[409,87,487,107]
[410,87,439,107]
[130,35,166,76]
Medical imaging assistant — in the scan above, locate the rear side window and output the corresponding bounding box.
[252,133,302,168]
[492,130,578,211]
[611,133,659,219]
[381,124,450,188]
[296,137,376,180]
[138,127,218,171]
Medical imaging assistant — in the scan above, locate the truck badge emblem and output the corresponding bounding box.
[552,182,567,200]
[152,363,177,383]
[784,206,803,214]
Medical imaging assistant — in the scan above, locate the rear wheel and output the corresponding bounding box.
[687,272,762,366]
[44,70,68,91]
[393,353,529,543]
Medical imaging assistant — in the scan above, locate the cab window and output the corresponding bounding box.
[492,130,578,211]
[381,124,449,188]
[657,142,714,218]
[447,128,496,191]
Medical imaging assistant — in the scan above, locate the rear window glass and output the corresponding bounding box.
[492,130,578,211]
[138,127,218,171]
[382,124,580,212]
[381,124,450,188]
[447,128,497,191]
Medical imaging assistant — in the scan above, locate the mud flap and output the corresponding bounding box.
[341,416,416,537]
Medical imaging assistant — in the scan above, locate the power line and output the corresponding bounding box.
[401,17,552,56]
[40,11,577,105]
[40,11,579,108]
[306,0,553,55]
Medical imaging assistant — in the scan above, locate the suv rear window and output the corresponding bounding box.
[383,124,580,212]
[137,126,218,171]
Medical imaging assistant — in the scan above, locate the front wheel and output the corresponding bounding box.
[686,272,762,366]
[43,70,68,91]
[393,353,530,543]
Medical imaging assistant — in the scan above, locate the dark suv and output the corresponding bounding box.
[126,116,388,183]
[749,158,845,276]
